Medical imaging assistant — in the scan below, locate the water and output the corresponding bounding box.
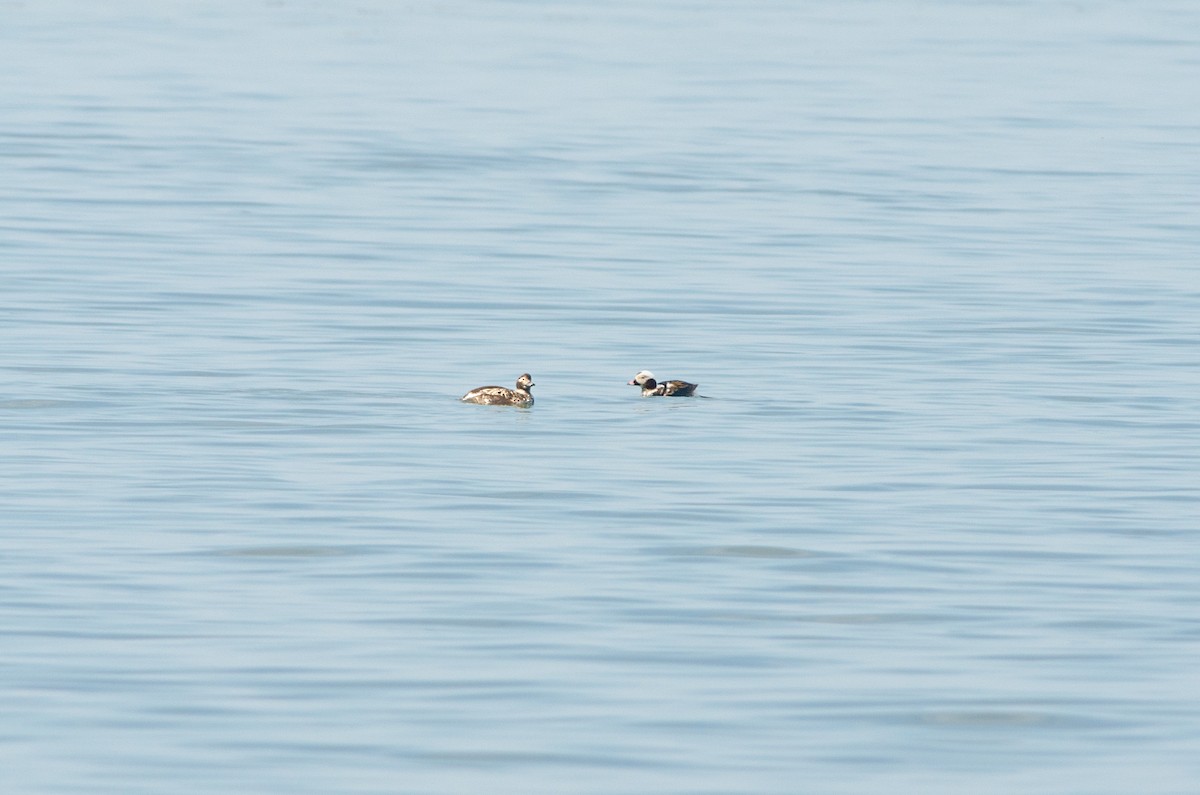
[3,1,1199,793]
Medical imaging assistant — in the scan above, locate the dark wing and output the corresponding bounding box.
[662,380,698,396]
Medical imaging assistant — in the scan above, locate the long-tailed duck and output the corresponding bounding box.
[627,370,698,397]
[461,373,535,407]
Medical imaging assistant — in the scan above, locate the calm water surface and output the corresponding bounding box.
[3,2,1199,793]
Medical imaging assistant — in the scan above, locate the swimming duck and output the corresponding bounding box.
[460,373,535,407]
[627,370,698,397]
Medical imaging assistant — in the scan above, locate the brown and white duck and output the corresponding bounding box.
[627,370,698,397]
[461,373,535,407]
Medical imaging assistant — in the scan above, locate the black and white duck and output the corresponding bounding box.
[627,370,698,397]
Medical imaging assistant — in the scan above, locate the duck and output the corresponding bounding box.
[627,370,698,397]
[460,373,535,407]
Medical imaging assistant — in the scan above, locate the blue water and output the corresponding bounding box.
[3,2,1199,793]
